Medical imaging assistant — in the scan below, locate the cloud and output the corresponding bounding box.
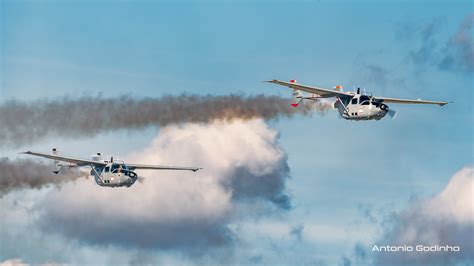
[0,259,59,266]
[290,224,304,242]
[339,243,368,266]
[406,14,474,74]
[409,18,443,66]
[0,158,86,197]
[0,259,28,266]
[35,119,292,253]
[340,256,351,266]
[373,167,474,265]
[0,94,332,148]
[439,13,474,73]
[360,64,406,90]
[223,162,291,210]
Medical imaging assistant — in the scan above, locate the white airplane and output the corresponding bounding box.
[21,149,201,187]
[267,79,448,120]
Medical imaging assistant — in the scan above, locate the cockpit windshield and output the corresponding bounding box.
[111,163,128,173]
[360,95,371,105]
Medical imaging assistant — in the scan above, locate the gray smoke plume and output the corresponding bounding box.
[0,158,86,196]
[0,94,333,148]
[439,13,474,73]
[405,14,474,73]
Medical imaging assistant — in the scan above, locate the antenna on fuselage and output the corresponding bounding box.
[110,156,114,163]
[357,88,360,94]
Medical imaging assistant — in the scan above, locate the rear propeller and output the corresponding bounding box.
[388,109,397,119]
[380,103,397,119]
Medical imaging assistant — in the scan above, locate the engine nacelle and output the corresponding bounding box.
[91,152,103,161]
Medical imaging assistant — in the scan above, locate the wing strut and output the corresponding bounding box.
[336,97,349,115]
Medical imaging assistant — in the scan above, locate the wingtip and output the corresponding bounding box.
[19,151,31,154]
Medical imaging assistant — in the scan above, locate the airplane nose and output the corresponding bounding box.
[128,171,137,179]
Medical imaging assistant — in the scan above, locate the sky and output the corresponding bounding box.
[1,0,473,265]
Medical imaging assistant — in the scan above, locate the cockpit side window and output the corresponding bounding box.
[104,166,110,172]
[351,98,358,104]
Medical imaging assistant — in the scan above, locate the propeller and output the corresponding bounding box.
[380,103,396,119]
[388,109,397,119]
[137,176,145,183]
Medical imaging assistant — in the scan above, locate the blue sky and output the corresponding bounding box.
[1,0,473,265]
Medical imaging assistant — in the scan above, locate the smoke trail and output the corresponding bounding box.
[0,158,86,196]
[0,94,333,147]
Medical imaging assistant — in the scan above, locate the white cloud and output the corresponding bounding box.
[0,259,27,266]
[374,166,474,265]
[423,167,473,223]
[35,119,291,250]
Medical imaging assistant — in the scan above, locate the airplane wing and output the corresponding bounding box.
[127,164,202,172]
[266,79,353,98]
[21,151,106,167]
[373,96,448,106]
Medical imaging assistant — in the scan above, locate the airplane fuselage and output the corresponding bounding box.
[334,94,389,121]
[90,163,138,187]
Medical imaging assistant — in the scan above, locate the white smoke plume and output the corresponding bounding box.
[36,119,292,252]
